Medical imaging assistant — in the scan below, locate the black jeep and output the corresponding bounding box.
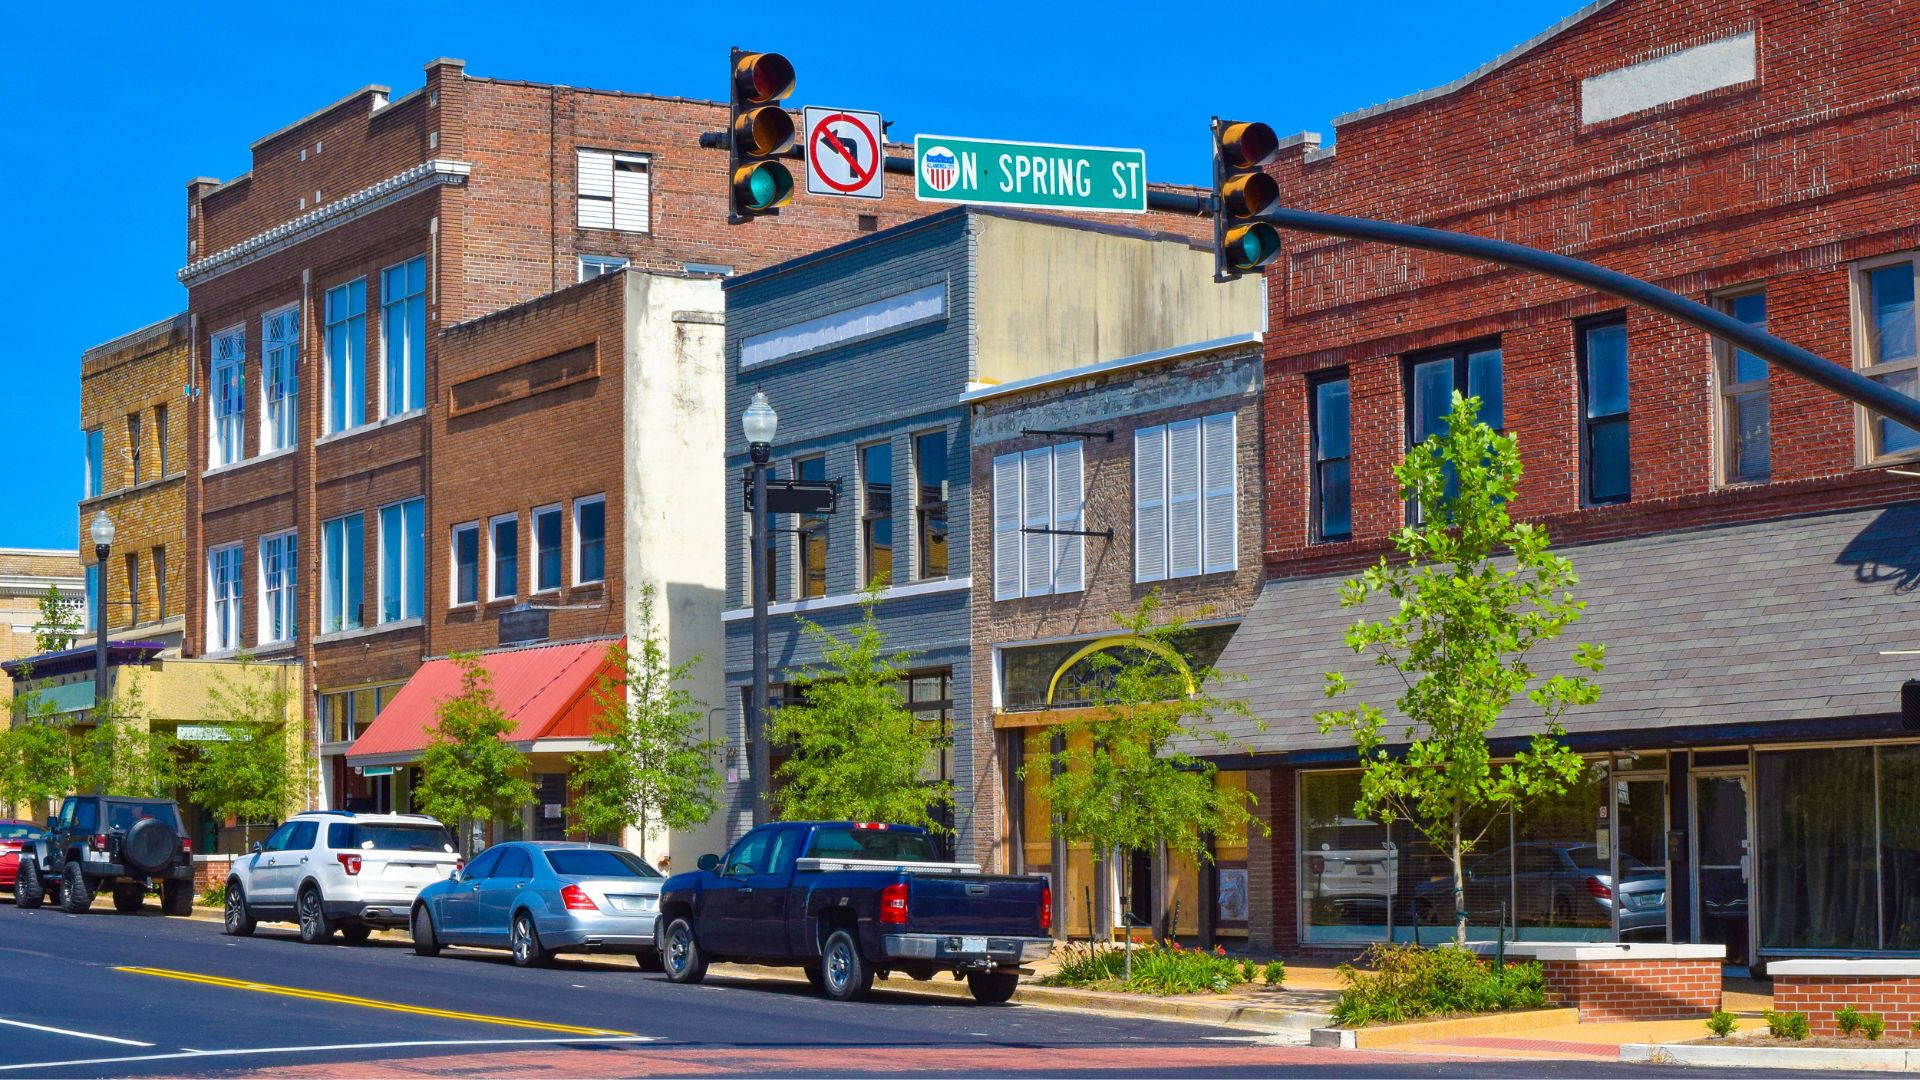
[14,795,195,915]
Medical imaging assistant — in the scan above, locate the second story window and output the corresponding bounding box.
[381,257,427,417]
[796,456,829,598]
[378,497,425,623]
[1310,374,1352,542]
[993,442,1084,601]
[1716,291,1770,483]
[534,504,563,593]
[578,254,630,281]
[490,513,519,602]
[152,546,167,618]
[155,403,170,476]
[209,326,245,468]
[1857,257,1920,459]
[451,522,479,606]
[1407,342,1502,517]
[258,531,297,645]
[84,427,103,498]
[262,305,299,452]
[325,279,366,435]
[207,543,242,652]
[574,495,606,585]
[577,149,651,232]
[914,431,949,580]
[321,512,364,634]
[84,563,99,631]
[125,552,140,627]
[126,412,142,486]
[1579,317,1631,504]
[1136,414,1238,581]
[861,442,894,588]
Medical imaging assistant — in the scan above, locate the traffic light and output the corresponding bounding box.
[728,48,797,223]
[1211,118,1283,280]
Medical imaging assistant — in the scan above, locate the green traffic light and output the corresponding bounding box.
[1227,223,1282,272]
[734,162,794,214]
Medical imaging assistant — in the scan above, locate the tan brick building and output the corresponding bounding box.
[79,314,191,654]
[964,336,1265,940]
[0,549,85,695]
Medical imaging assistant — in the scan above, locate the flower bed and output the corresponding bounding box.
[1331,944,1547,1027]
[1039,941,1284,996]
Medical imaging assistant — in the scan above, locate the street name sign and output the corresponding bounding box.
[914,134,1146,214]
[803,106,885,200]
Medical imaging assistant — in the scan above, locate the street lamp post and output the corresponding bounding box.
[741,390,779,825]
[88,511,115,792]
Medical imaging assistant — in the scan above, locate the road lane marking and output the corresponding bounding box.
[0,1017,154,1046]
[0,1035,654,1074]
[114,967,633,1036]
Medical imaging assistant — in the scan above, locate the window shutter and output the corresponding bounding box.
[577,150,614,229]
[993,454,1022,601]
[1134,426,1166,583]
[1167,419,1202,578]
[1051,441,1084,594]
[612,154,651,232]
[1021,447,1053,597]
[1201,413,1237,574]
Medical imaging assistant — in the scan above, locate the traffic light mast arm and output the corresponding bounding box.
[1164,182,1920,434]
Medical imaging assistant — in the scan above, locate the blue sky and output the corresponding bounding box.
[1,0,1583,549]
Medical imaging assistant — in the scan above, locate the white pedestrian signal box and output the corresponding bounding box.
[803,106,885,200]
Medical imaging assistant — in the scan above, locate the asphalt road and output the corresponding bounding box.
[0,901,1744,1077]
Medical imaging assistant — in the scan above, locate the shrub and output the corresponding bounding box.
[1329,944,1547,1027]
[1861,1013,1885,1041]
[1262,960,1286,987]
[1040,941,1250,995]
[1240,960,1257,983]
[1764,1011,1810,1040]
[1705,1011,1738,1038]
[199,883,225,908]
[1836,1004,1862,1037]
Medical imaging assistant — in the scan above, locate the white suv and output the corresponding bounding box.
[223,811,460,944]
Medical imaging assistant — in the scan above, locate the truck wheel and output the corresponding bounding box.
[112,883,144,913]
[61,862,92,914]
[297,886,334,943]
[662,917,707,984]
[162,879,193,917]
[819,928,873,1002]
[224,881,256,936]
[411,905,441,957]
[14,861,43,909]
[803,962,825,992]
[967,971,1020,1005]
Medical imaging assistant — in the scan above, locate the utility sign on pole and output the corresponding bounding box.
[804,107,885,200]
[914,134,1146,213]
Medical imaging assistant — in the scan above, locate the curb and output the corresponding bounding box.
[1622,1042,1920,1071]
[709,964,1326,1033]
[1309,1008,1583,1049]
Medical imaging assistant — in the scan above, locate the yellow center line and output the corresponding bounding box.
[115,967,632,1037]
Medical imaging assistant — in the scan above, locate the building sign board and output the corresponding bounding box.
[914,134,1146,214]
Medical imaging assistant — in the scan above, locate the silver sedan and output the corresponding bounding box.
[409,841,664,968]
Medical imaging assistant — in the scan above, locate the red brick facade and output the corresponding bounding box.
[1541,957,1722,1022]
[1773,974,1920,1035]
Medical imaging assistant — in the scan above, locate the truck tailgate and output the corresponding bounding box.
[904,873,1047,937]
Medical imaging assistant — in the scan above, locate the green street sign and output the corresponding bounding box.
[915,134,1146,214]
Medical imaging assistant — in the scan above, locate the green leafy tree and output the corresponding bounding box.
[1316,392,1603,946]
[771,586,953,831]
[0,680,77,818]
[414,655,535,853]
[1022,593,1260,900]
[33,586,82,654]
[567,586,721,857]
[76,673,179,797]
[186,658,306,851]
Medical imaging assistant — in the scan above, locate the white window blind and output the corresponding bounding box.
[993,442,1086,601]
[577,150,613,229]
[1137,412,1237,582]
[578,149,650,232]
[613,154,650,232]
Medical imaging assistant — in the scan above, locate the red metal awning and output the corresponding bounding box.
[345,638,622,765]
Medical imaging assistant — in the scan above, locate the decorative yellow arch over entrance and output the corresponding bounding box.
[1044,635,1197,707]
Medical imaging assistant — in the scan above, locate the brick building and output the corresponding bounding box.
[721,207,1259,860]
[79,314,191,654]
[1202,0,1920,968]
[0,549,84,699]
[965,334,1264,941]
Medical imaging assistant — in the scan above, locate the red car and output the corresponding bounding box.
[0,821,49,890]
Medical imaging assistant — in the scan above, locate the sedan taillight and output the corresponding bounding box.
[562,884,599,912]
[879,881,910,925]
[337,853,363,875]
[1586,875,1612,901]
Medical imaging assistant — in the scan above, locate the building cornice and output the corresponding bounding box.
[178,160,473,287]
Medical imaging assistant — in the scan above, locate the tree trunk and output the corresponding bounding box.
[1451,805,1467,947]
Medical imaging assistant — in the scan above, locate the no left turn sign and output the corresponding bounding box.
[803,106,884,200]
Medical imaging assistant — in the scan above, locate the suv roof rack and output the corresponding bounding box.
[292,809,351,818]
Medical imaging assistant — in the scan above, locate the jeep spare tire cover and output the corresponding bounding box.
[124,817,177,874]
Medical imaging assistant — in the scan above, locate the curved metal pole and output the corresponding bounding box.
[1249,204,1920,433]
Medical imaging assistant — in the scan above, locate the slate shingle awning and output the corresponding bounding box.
[1186,503,1920,759]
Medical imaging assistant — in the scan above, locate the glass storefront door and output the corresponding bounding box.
[1693,773,1753,968]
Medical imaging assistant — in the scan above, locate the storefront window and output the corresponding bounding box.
[1757,747,1877,951]
[1300,771,1393,942]
[1879,746,1920,949]
[1511,762,1611,941]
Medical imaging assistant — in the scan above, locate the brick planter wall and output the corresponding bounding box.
[1769,961,1920,1036]
[1484,944,1724,1022]
[192,855,234,895]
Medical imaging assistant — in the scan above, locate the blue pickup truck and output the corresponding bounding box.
[655,821,1053,1003]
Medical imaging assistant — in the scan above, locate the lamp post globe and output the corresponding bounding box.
[89,510,115,552]
[742,390,778,463]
